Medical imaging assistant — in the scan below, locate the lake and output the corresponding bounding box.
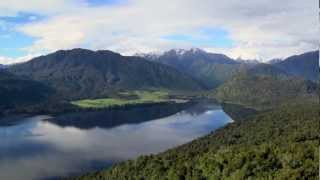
[0,102,233,180]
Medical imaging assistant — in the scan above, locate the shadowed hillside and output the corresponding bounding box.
[0,70,54,111]
[275,51,319,81]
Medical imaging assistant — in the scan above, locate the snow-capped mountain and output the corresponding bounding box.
[235,57,260,65]
[138,48,242,89]
[134,52,161,60]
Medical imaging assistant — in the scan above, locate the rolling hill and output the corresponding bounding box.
[8,49,204,99]
[211,64,318,109]
[242,63,288,77]
[140,48,246,89]
[274,51,319,81]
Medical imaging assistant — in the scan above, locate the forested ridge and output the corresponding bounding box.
[71,103,319,180]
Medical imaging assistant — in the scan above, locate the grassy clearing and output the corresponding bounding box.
[71,91,170,109]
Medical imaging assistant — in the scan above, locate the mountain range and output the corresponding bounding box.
[2,48,318,113]
[140,49,318,89]
[139,48,247,89]
[8,49,203,99]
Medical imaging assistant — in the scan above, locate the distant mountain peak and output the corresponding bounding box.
[139,48,240,89]
[135,48,207,60]
[96,50,121,56]
[52,48,123,57]
[137,48,226,60]
[235,57,260,65]
[55,48,94,54]
[134,52,161,60]
[165,48,206,56]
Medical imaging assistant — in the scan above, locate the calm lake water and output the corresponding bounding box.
[0,102,233,180]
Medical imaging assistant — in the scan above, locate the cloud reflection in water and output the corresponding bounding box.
[0,103,232,180]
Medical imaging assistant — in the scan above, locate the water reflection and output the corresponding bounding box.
[0,102,232,180]
[45,103,192,129]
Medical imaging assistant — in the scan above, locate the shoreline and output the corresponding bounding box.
[0,100,195,120]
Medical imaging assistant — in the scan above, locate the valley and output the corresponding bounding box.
[0,101,232,180]
[71,91,172,109]
[0,48,318,180]
[0,1,318,179]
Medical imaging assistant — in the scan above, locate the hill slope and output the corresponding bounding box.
[73,104,319,180]
[209,62,318,109]
[243,63,288,77]
[275,51,319,81]
[141,48,245,89]
[0,70,54,111]
[9,49,203,99]
[212,75,317,109]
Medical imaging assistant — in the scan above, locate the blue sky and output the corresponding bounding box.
[0,0,317,64]
[0,12,43,58]
[163,28,234,48]
[0,32,36,58]
[0,1,124,59]
[0,8,235,59]
[1,10,234,59]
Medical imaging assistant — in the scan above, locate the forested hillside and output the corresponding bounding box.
[9,49,203,99]
[210,62,318,109]
[72,104,319,180]
[212,74,317,109]
[0,70,54,112]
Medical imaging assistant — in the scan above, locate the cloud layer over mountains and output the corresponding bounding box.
[0,0,317,64]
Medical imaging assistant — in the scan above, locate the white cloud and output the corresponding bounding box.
[0,0,83,16]
[0,0,318,63]
[0,54,39,65]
